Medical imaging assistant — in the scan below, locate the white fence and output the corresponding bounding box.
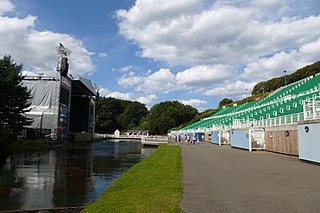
[233,112,305,129]
[233,97,320,129]
[141,136,168,145]
[304,97,320,120]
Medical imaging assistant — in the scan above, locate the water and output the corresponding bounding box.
[0,141,156,211]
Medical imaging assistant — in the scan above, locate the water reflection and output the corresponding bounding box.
[0,141,156,211]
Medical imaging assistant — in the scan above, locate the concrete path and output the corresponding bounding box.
[180,143,320,213]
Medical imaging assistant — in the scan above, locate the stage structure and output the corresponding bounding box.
[69,77,96,141]
[22,43,96,141]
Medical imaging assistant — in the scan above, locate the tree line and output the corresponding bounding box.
[95,98,198,135]
[252,61,320,95]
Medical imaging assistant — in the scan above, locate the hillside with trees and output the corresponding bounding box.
[252,61,320,95]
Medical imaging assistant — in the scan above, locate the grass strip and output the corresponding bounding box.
[83,144,182,213]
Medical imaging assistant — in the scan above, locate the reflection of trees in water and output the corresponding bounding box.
[0,156,24,210]
[66,165,87,177]
[0,157,24,194]
[0,152,55,210]
[0,141,150,211]
[53,144,93,207]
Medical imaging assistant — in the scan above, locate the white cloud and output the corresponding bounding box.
[135,68,177,94]
[118,68,178,93]
[98,86,157,106]
[106,91,134,100]
[179,98,207,111]
[203,80,256,97]
[97,87,111,97]
[0,0,14,15]
[176,65,232,86]
[118,74,142,87]
[250,0,288,18]
[119,65,134,72]
[0,4,94,76]
[136,94,157,105]
[117,65,235,95]
[98,52,108,58]
[114,0,320,104]
[242,38,320,81]
[116,0,202,29]
[116,0,320,80]
[299,38,320,60]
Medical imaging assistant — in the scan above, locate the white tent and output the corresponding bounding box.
[22,76,62,137]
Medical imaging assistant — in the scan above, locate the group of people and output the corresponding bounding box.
[173,134,205,144]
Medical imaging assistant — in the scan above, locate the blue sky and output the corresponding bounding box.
[1,0,320,111]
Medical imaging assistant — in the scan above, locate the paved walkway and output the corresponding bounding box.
[180,143,320,213]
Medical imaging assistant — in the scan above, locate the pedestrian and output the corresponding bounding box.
[192,135,196,144]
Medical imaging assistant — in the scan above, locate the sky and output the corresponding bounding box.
[1,0,320,111]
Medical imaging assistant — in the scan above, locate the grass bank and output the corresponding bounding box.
[83,144,183,213]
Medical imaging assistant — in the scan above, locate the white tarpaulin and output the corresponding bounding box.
[22,77,60,130]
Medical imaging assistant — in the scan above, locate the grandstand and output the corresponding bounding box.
[177,73,320,132]
[170,73,320,163]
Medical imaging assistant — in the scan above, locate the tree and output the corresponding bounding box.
[142,101,198,135]
[95,97,124,133]
[0,56,32,151]
[252,61,320,95]
[95,97,148,133]
[219,98,233,108]
[119,101,148,130]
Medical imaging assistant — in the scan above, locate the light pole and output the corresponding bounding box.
[283,70,287,86]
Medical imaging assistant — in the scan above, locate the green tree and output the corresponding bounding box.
[95,97,125,133]
[119,101,148,130]
[219,98,233,108]
[95,97,148,133]
[0,55,32,153]
[142,101,198,135]
[252,61,320,95]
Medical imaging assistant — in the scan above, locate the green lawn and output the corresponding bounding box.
[83,144,183,213]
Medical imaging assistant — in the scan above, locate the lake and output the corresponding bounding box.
[0,140,156,211]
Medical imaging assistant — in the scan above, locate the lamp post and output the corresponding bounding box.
[283,70,287,86]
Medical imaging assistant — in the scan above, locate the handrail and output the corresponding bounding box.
[141,136,168,144]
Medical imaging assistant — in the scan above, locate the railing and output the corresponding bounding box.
[232,112,305,129]
[304,97,320,120]
[141,136,168,145]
